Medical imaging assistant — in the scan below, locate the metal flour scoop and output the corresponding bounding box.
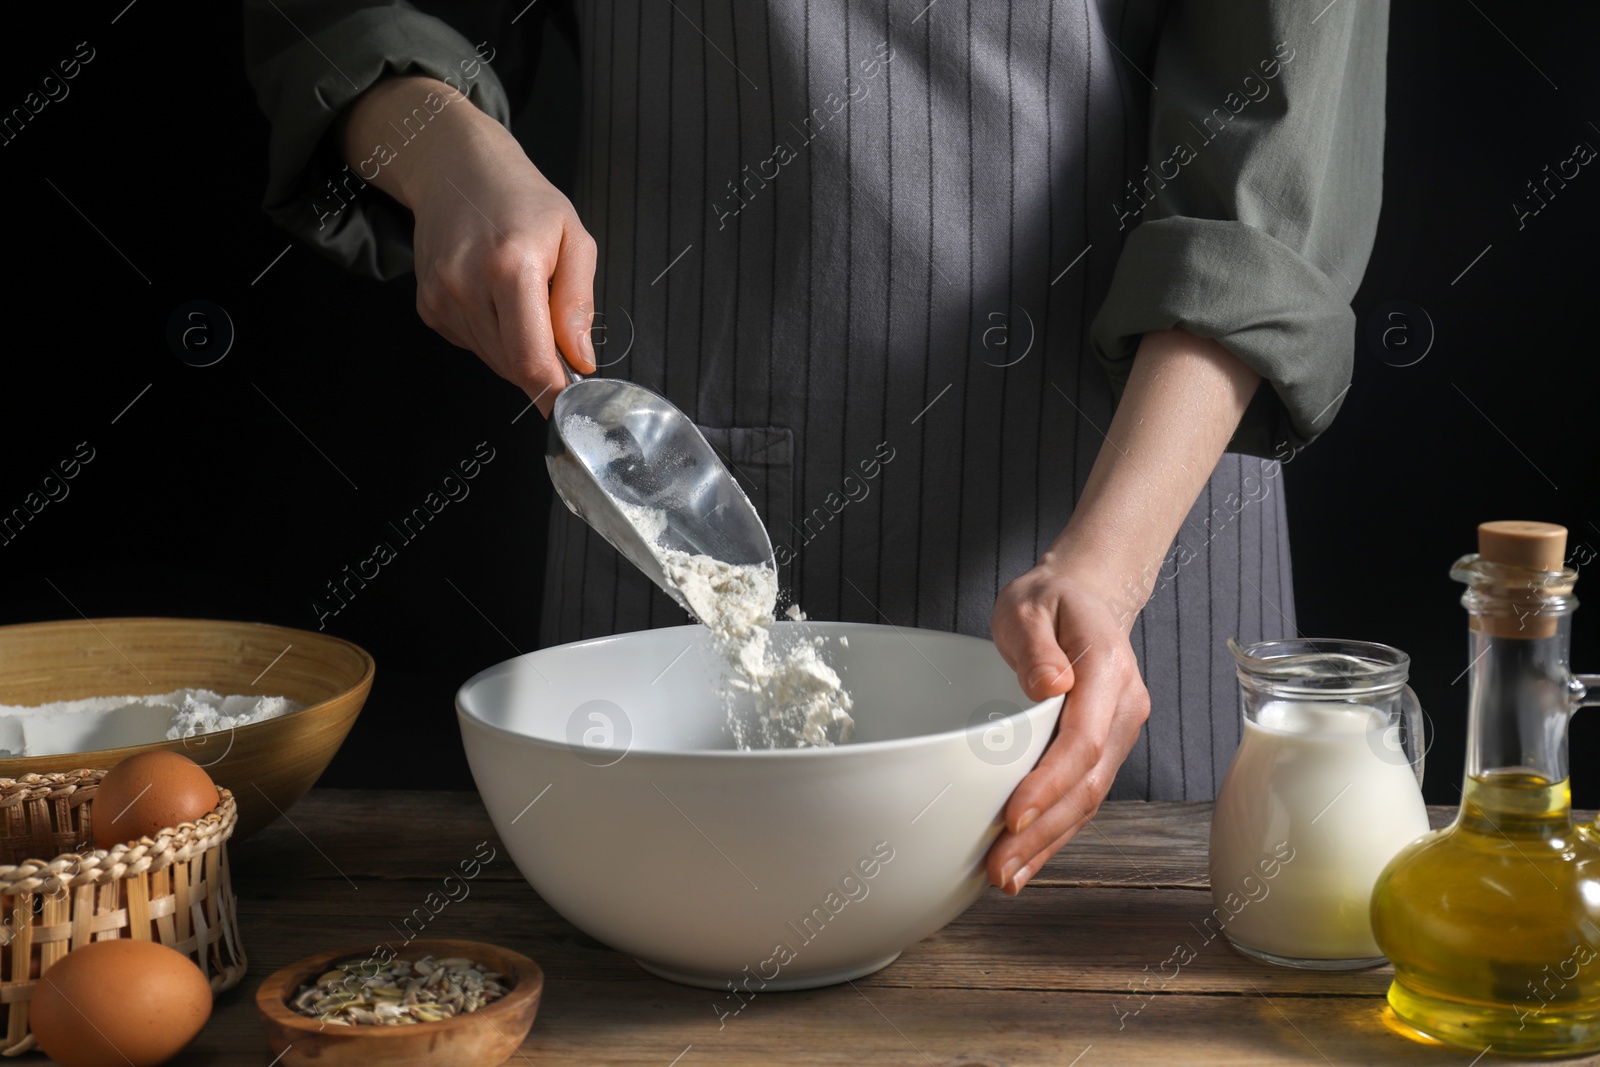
[545,368,775,607]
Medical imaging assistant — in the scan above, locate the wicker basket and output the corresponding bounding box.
[0,770,246,1055]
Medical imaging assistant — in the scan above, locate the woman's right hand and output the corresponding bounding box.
[341,76,597,416]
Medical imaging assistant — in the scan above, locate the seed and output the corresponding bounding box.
[290,955,508,1026]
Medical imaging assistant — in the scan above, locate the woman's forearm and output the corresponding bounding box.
[1047,329,1261,616]
[337,75,516,211]
[985,327,1260,890]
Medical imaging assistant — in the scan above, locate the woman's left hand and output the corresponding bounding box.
[982,328,1262,893]
[986,554,1151,894]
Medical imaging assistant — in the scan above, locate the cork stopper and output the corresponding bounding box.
[1471,521,1568,639]
[1479,521,1567,571]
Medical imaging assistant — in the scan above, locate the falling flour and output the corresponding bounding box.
[658,547,855,747]
[611,500,854,747]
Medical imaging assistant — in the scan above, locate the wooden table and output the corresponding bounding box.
[144,792,1598,1066]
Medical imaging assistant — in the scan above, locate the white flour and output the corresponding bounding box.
[616,501,854,747]
[0,688,302,758]
[616,500,669,545]
[562,414,625,464]
[659,547,854,748]
[166,690,303,739]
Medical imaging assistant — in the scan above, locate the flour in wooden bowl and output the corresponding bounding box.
[0,688,303,758]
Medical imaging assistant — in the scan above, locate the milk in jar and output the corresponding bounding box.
[1209,699,1430,963]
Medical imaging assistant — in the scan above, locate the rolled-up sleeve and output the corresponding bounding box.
[1089,0,1389,458]
[243,0,513,279]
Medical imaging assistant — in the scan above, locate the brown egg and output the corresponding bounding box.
[92,751,219,849]
[30,939,212,1067]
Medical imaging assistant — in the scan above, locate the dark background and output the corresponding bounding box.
[0,2,1593,806]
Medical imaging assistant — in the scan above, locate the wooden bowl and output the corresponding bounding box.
[0,617,372,839]
[256,940,543,1067]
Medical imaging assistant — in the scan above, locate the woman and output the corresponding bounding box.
[246,0,1386,893]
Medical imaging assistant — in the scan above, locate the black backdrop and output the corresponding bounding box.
[0,2,1593,806]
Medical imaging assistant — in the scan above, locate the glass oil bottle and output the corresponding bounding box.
[1371,521,1600,1057]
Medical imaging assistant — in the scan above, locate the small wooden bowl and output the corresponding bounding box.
[0,617,373,839]
[256,939,543,1067]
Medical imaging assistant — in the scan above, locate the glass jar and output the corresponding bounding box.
[1372,521,1600,1056]
[1210,638,1431,968]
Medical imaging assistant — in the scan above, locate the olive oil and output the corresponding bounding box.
[1371,771,1600,1056]
[1370,522,1600,1058]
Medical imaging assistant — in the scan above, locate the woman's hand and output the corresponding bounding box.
[341,76,596,415]
[987,554,1150,894]
[983,328,1263,893]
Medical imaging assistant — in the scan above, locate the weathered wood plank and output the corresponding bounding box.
[458,982,1600,1067]
[228,789,507,880]
[1036,802,1468,887]
[123,794,1600,1066]
[166,979,1598,1067]
[231,792,1232,888]
[226,878,1398,995]
[230,792,1494,891]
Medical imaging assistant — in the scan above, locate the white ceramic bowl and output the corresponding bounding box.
[457,622,1060,991]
